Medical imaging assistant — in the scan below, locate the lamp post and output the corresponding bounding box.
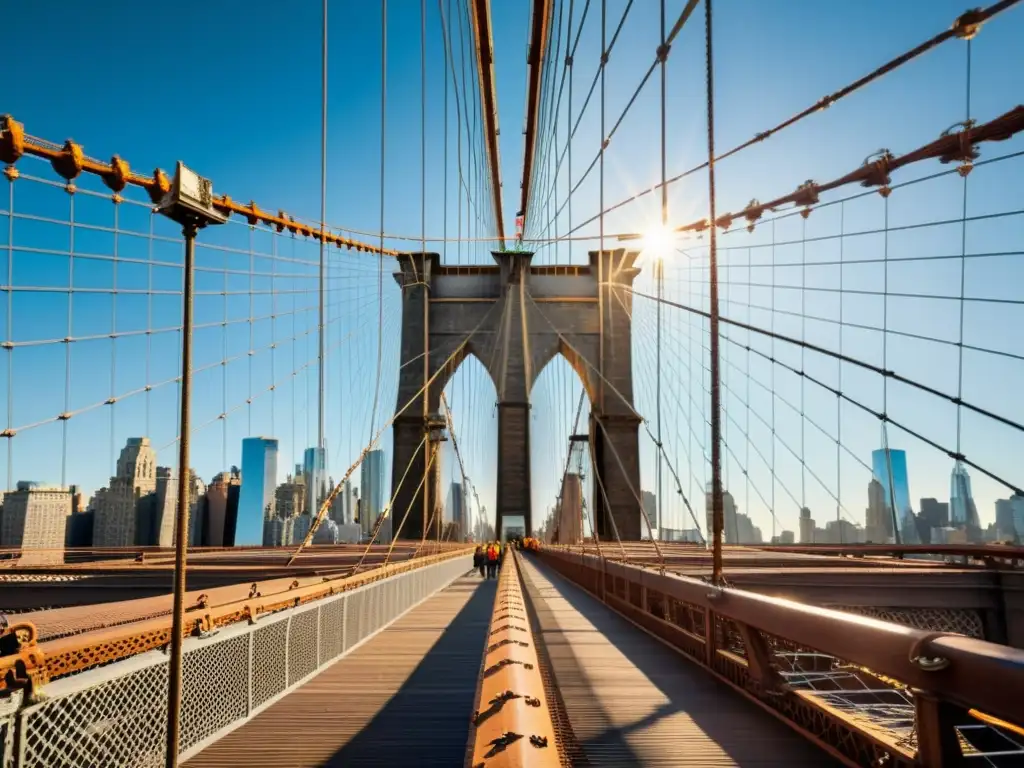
[156,162,227,768]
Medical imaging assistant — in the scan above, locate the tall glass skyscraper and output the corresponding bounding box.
[237,437,279,546]
[448,480,465,532]
[871,448,917,544]
[303,446,328,518]
[949,461,980,529]
[360,449,386,536]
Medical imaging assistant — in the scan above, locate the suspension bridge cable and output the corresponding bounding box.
[560,0,1021,239]
[289,298,503,562]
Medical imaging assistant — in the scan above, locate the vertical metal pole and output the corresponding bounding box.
[421,0,431,545]
[655,258,663,535]
[318,0,327,454]
[705,0,724,585]
[656,0,666,542]
[166,221,197,768]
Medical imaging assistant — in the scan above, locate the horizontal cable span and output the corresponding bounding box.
[4,291,379,438]
[3,286,370,348]
[155,304,387,454]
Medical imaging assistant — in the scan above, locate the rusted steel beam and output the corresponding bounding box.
[760,543,1024,563]
[0,547,474,696]
[0,115,399,256]
[468,0,506,243]
[467,549,559,767]
[540,548,1024,730]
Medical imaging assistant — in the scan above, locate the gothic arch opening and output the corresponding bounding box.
[531,352,593,542]
[438,352,498,543]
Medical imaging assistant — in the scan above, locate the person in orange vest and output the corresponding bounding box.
[486,541,499,578]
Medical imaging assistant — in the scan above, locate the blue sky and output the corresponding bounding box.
[3,0,1023,541]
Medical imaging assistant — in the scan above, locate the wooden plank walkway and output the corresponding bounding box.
[186,573,495,767]
[519,556,838,767]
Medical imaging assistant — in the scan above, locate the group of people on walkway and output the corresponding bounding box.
[473,542,502,579]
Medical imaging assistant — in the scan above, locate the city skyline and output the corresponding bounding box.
[2,1,1022,546]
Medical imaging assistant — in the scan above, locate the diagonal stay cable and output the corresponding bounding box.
[625,288,1024,496]
[530,0,700,238]
[564,0,1022,238]
[288,296,503,563]
[623,285,1024,440]
[351,434,428,574]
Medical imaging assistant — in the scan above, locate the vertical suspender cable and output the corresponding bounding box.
[318,0,327,455]
[422,0,432,541]
[596,0,606,538]
[656,0,666,538]
[370,0,387,441]
[705,0,725,584]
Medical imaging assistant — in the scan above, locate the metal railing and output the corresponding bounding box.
[1,553,473,767]
[536,547,1024,767]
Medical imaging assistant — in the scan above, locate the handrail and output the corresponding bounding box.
[543,547,1024,730]
[466,549,560,767]
[0,546,474,695]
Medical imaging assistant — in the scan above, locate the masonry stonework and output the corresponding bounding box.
[391,249,641,540]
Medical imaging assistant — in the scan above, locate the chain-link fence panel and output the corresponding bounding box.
[180,634,250,753]
[8,554,473,767]
[2,715,14,768]
[287,608,320,687]
[251,618,288,711]
[20,658,169,768]
[319,597,346,663]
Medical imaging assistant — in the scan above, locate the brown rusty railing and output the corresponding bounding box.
[0,546,474,697]
[537,546,1024,767]
[466,549,560,768]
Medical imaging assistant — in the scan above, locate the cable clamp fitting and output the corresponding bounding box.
[952,8,985,40]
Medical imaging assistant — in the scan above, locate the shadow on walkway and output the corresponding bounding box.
[322,574,496,767]
[522,556,836,766]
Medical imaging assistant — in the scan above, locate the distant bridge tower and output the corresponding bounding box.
[391,249,642,541]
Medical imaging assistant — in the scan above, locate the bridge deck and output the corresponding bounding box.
[185,573,494,767]
[520,556,838,767]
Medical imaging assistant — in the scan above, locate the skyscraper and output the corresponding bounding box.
[919,497,949,530]
[950,461,981,534]
[0,482,72,564]
[705,489,739,543]
[360,450,386,537]
[799,506,814,544]
[865,479,894,543]
[92,437,158,547]
[557,473,583,544]
[303,447,328,518]
[447,480,466,534]
[871,448,918,544]
[206,470,241,546]
[330,479,357,526]
[237,437,279,546]
[641,490,657,535]
[995,498,1016,541]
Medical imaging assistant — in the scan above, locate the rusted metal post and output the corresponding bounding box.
[705,0,725,585]
[166,220,197,768]
[914,691,968,767]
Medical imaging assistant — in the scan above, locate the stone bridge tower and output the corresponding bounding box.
[391,249,642,542]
